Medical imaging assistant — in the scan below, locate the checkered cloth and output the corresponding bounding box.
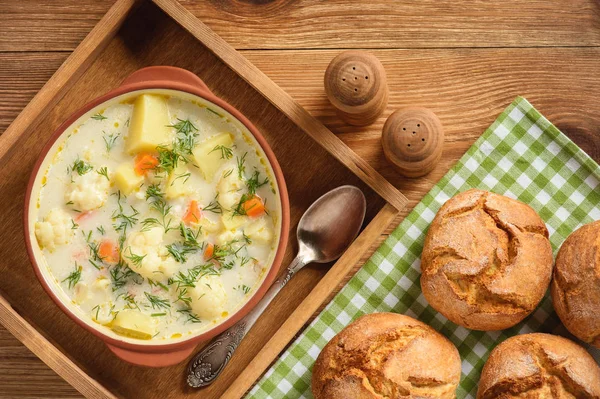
[249,97,600,398]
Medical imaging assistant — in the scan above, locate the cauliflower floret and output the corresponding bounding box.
[35,208,73,251]
[124,227,178,280]
[244,218,273,244]
[65,169,110,211]
[91,301,113,325]
[190,275,228,319]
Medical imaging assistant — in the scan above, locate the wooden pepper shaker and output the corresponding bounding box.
[381,107,444,177]
[324,51,388,126]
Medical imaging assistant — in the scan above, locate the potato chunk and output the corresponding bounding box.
[113,162,143,195]
[165,165,190,199]
[192,133,234,181]
[126,94,172,153]
[111,310,155,340]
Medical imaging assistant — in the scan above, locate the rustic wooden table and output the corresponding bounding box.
[1,0,599,397]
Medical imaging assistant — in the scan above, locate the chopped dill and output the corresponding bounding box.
[91,113,107,121]
[145,292,171,310]
[96,166,110,181]
[210,144,234,160]
[62,263,82,289]
[170,171,191,186]
[102,132,120,153]
[151,313,166,317]
[71,220,79,230]
[223,169,233,178]
[202,195,222,214]
[166,243,197,263]
[110,263,136,291]
[206,108,222,117]
[236,153,247,179]
[69,158,93,176]
[125,248,146,268]
[97,225,105,235]
[148,279,169,292]
[177,307,202,324]
[246,170,269,196]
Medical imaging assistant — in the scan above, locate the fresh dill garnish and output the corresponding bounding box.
[179,223,201,248]
[239,256,251,268]
[148,279,169,292]
[145,292,170,310]
[125,248,146,268]
[122,293,140,310]
[231,193,251,217]
[71,220,79,230]
[155,146,186,175]
[142,185,174,232]
[151,313,166,317]
[91,113,107,121]
[62,263,82,289]
[124,118,130,127]
[236,153,247,179]
[168,263,217,291]
[111,191,139,238]
[177,307,202,324]
[168,118,198,138]
[92,305,100,320]
[235,284,251,294]
[96,166,110,181]
[69,158,93,176]
[242,232,252,244]
[170,171,191,186]
[246,170,269,196]
[109,263,136,291]
[202,195,222,214]
[175,287,192,306]
[166,243,197,263]
[223,169,233,178]
[210,144,234,160]
[102,132,120,153]
[206,108,222,117]
[66,201,74,206]
[97,225,105,235]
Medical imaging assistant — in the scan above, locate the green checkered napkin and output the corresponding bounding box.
[249,96,600,399]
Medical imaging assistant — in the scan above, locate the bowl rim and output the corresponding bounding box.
[23,78,290,353]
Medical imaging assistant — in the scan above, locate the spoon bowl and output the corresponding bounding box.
[297,186,366,263]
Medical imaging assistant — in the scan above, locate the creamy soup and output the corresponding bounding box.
[32,90,281,341]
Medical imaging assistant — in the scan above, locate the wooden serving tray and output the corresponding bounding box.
[0,0,407,398]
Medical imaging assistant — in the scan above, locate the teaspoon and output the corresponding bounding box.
[187,185,366,387]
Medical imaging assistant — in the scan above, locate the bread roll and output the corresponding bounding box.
[552,220,600,348]
[311,313,461,399]
[421,189,553,331]
[477,333,600,398]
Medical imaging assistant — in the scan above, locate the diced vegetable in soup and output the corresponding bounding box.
[33,91,280,341]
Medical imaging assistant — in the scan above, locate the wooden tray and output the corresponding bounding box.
[0,0,408,397]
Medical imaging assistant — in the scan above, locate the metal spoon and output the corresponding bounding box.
[187,185,366,388]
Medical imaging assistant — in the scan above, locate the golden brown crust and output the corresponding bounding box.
[311,313,461,399]
[552,220,600,348]
[420,189,553,331]
[476,333,600,399]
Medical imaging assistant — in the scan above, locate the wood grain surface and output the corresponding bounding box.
[1,0,600,397]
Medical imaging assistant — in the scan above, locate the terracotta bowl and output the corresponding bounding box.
[24,66,290,367]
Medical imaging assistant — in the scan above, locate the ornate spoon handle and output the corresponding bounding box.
[187,254,308,388]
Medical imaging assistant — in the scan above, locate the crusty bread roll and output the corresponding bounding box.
[420,189,553,331]
[552,220,600,348]
[311,313,461,399]
[477,333,600,398]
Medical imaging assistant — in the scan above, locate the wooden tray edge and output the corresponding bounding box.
[223,203,400,398]
[0,292,116,399]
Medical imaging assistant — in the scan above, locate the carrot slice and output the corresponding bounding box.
[203,243,214,260]
[182,200,201,225]
[134,152,159,176]
[98,239,119,264]
[242,196,265,218]
[75,211,93,223]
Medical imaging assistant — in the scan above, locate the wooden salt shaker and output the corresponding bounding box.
[324,51,388,126]
[382,107,444,178]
